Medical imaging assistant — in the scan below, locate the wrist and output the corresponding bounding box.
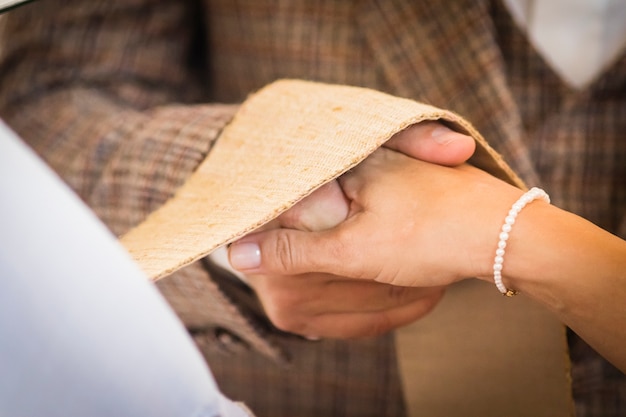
[462,184,525,284]
[492,188,551,296]
[472,196,554,293]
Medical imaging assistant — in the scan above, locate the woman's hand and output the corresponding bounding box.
[233,179,447,338]
[231,143,626,372]
[226,122,476,338]
[231,147,521,288]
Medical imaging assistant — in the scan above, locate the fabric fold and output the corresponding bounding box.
[120,79,525,281]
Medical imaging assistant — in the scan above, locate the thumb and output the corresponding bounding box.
[385,122,475,166]
[228,228,356,276]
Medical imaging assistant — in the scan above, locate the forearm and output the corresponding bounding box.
[477,199,626,371]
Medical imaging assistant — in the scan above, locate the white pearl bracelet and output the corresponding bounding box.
[493,187,550,296]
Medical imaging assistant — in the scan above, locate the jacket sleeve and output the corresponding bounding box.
[0,0,237,233]
[0,0,286,362]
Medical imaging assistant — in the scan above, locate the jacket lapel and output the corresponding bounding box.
[356,0,540,184]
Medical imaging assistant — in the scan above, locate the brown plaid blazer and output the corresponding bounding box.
[1,0,624,416]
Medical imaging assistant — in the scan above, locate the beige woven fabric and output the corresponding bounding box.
[120,79,525,281]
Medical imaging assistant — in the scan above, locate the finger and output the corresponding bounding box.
[228,226,367,278]
[338,148,397,201]
[247,272,445,316]
[284,294,445,339]
[277,180,349,231]
[385,122,475,166]
[307,281,445,314]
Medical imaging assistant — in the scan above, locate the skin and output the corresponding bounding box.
[229,122,476,339]
[232,146,626,372]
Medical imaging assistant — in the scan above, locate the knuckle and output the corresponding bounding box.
[271,317,297,333]
[264,305,300,333]
[386,285,410,303]
[366,314,394,338]
[271,314,311,335]
[419,288,446,314]
[277,205,303,229]
[260,290,308,334]
[272,231,298,272]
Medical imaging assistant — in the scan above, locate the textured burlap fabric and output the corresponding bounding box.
[120,79,524,280]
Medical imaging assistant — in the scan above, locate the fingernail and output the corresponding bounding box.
[431,125,455,144]
[229,242,261,270]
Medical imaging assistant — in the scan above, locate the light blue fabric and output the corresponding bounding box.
[0,121,250,417]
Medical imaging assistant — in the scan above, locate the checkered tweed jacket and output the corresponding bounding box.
[1,1,624,416]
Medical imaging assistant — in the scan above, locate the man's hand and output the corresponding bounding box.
[245,270,446,339]
[228,122,477,339]
[231,180,447,339]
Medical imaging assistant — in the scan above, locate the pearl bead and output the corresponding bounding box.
[493,187,550,296]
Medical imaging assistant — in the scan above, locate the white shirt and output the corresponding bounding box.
[0,121,251,417]
[504,0,626,89]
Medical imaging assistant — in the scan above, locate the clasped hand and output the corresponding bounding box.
[228,122,515,339]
